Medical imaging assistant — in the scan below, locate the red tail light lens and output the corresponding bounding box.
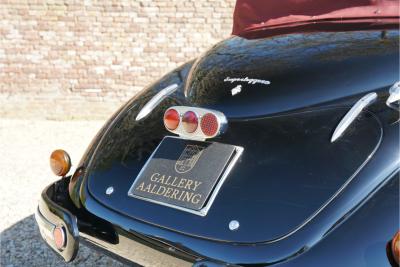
[201,113,219,137]
[164,109,180,130]
[163,106,227,139]
[182,111,198,133]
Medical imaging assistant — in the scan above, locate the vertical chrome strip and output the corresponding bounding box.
[331,92,377,143]
[386,81,400,108]
[135,84,179,121]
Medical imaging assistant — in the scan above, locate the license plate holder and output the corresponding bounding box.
[128,136,243,216]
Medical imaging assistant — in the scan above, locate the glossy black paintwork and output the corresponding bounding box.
[60,28,400,266]
[87,105,382,243]
[36,167,399,266]
[84,29,398,242]
[185,31,399,118]
[275,176,399,267]
[75,105,398,267]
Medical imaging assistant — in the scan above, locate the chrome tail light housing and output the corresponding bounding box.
[163,106,227,140]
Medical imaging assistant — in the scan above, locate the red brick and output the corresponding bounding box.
[0,0,235,119]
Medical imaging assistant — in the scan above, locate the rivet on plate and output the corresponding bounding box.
[106,186,114,195]
[229,220,240,231]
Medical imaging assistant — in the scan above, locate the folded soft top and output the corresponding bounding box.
[232,0,399,36]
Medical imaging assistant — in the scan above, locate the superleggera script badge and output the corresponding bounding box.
[224,76,271,85]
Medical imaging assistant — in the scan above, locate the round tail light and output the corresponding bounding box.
[201,113,219,137]
[164,108,180,130]
[182,111,198,133]
[53,225,66,250]
[50,149,71,177]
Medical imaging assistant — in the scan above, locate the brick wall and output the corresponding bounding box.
[0,0,235,119]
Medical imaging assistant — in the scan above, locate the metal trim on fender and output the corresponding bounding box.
[331,92,378,142]
[136,84,179,121]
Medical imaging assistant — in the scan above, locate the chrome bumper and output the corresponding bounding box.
[34,178,195,266]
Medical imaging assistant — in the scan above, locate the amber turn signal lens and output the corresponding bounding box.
[50,149,71,177]
[392,231,400,265]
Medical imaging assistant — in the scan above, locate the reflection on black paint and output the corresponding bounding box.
[84,29,398,244]
[90,62,193,172]
[185,31,399,117]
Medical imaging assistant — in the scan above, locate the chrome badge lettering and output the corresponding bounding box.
[224,76,271,85]
[231,85,242,96]
[175,145,204,173]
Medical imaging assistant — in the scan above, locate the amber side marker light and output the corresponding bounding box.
[50,149,71,177]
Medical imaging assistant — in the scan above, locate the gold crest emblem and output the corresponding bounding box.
[175,145,204,173]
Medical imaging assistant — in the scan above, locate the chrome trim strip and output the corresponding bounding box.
[331,92,377,143]
[127,136,243,217]
[386,81,400,108]
[135,84,179,121]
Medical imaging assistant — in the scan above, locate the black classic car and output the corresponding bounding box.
[36,0,400,266]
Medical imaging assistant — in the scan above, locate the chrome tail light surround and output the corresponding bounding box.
[164,106,227,140]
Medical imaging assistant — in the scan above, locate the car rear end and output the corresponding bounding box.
[35,7,400,267]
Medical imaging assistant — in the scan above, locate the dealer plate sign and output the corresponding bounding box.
[128,136,237,213]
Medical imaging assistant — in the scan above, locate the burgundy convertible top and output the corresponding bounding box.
[232,0,399,37]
